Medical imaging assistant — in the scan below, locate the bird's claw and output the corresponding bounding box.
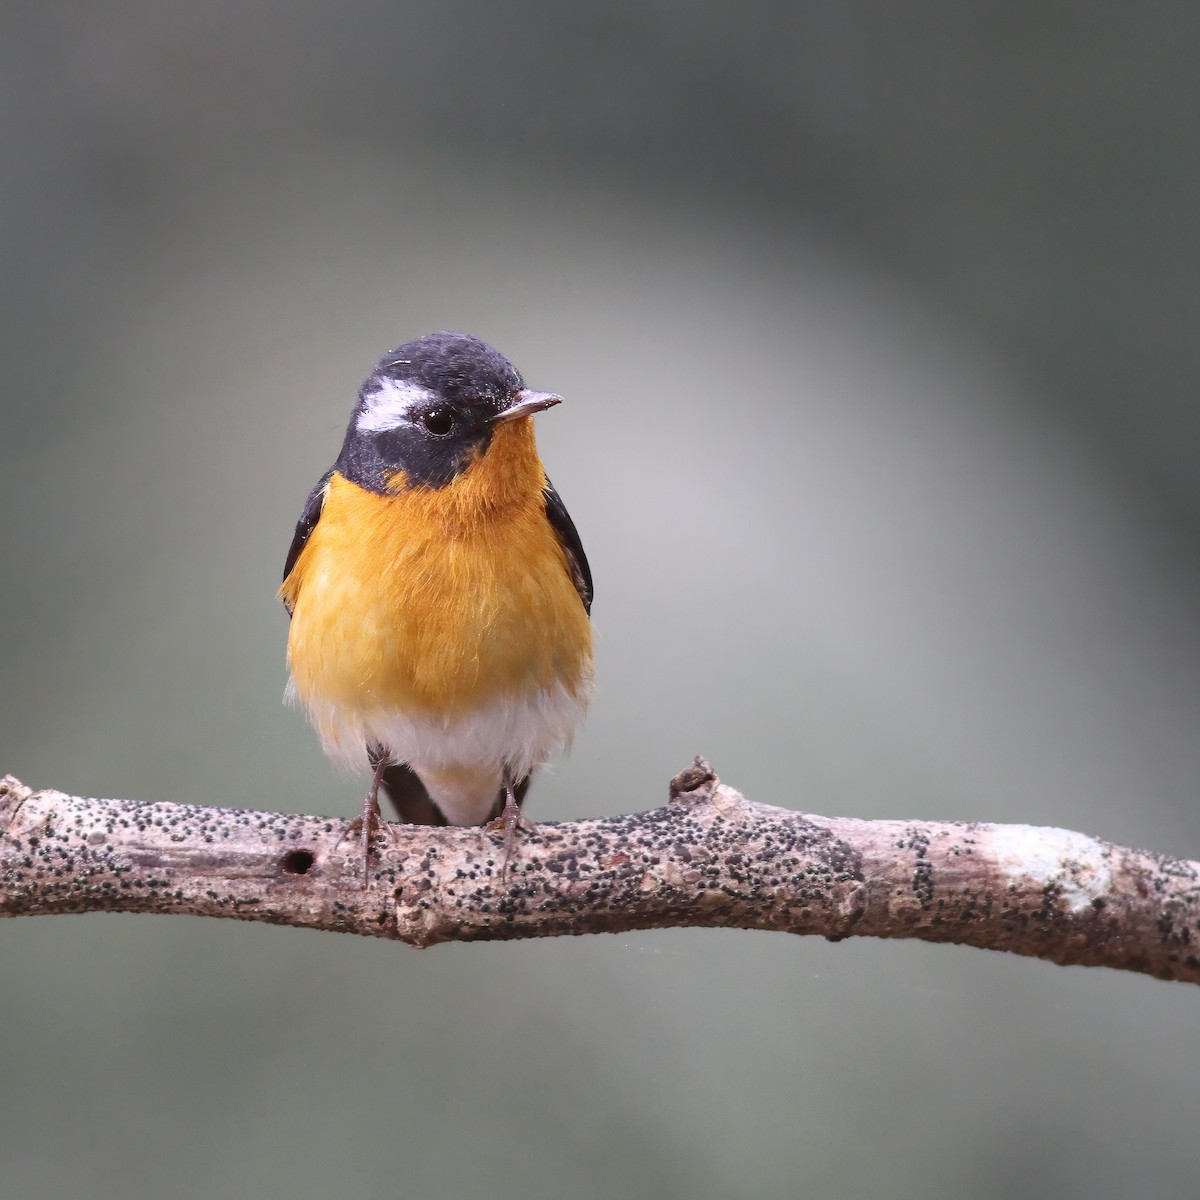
[485,792,536,882]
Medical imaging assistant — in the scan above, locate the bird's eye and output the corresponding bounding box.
[421,408,455,437]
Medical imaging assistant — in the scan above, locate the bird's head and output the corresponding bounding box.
[337,331,560,493]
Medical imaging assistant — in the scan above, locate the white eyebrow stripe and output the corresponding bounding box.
[356,379,435,432]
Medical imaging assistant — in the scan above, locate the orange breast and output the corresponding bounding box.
[282,420,592,721]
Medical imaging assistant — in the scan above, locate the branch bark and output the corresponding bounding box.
[3,762,1198,984]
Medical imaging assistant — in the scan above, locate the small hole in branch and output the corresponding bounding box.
[280,849,315,875]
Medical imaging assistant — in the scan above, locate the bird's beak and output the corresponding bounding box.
[494,389,562,423]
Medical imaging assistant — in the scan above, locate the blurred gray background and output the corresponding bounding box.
[3,4,1200,1198]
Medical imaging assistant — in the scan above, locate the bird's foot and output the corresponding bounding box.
[350,758,392,888]
[485,788,536,883]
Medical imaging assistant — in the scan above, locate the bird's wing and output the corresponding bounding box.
[544,479,593,615]
[280,468,333,615]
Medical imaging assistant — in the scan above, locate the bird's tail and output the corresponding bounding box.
[368,748,532,825]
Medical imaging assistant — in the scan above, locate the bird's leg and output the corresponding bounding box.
[486,770,536,883]
[358,755,390,888]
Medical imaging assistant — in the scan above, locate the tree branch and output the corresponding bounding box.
[3,762,1198,983]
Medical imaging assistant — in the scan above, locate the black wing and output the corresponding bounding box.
[544,478,592,615]
[281,468,333,615]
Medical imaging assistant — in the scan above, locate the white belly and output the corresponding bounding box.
[289,674,592,826]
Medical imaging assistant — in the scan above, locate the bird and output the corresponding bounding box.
[279,332,593,880]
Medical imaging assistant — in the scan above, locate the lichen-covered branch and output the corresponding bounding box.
[3,763,1198,984]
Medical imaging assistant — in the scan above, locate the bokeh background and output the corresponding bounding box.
[4,5,1200,1198]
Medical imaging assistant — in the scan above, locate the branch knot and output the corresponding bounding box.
[668,757,718,804]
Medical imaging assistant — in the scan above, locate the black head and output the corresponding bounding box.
[335,332,560,492]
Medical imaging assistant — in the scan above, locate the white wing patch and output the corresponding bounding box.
[356,378,435,433]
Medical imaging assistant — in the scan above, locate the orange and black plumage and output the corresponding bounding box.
[280,332,592,864]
